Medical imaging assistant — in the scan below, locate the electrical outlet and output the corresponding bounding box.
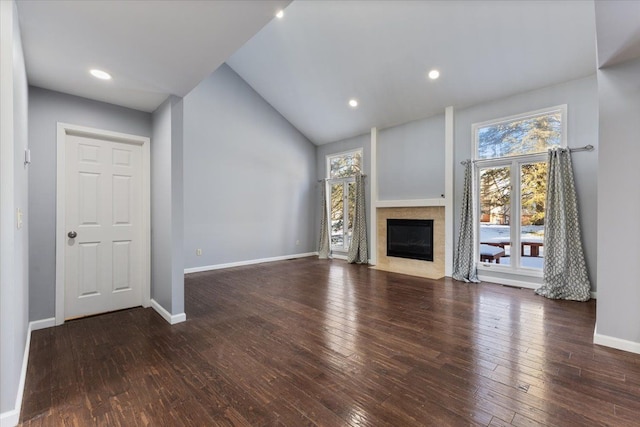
[296,240,300,246]
[196,249,202,256]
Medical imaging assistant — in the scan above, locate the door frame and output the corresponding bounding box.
[55,122,151,325]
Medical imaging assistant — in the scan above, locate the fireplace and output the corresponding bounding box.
[386,219,433,262]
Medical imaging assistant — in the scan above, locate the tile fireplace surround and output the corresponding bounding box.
[375,206,445,279]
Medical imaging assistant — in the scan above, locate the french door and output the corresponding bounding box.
[477,155,547,271]
[329,179,356,251]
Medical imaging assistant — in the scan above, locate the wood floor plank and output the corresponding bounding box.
[19,257,640,426]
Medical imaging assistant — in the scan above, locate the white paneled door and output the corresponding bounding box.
[63,133,144,320]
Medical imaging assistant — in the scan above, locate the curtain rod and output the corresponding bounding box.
[460,145,595,165]
[318,174,367,183]
[570,144,595,153]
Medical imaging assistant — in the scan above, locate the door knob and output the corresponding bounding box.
[68,231,77,239]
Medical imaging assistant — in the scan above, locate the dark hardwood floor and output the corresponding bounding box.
[20,257,640,426]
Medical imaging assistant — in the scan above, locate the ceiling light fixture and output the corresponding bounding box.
[348,99,358,108]
[428,69,440,80]
[276,10,284,19]
[90,69,112,80]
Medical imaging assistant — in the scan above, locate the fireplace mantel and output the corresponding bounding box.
[375,198,445,208]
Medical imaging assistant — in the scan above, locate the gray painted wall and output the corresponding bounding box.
[28,87,152,320]
[170,99,185,314]
[0,0,29,414]
[453,75,599,289]
[596,57,640,343]
[315,133,371,255]
[183,64,316,268]
[151,96,184,315]
[377,114,445,200]
[151,99,172,311]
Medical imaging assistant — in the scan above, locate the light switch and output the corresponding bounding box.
[16,208,23,229]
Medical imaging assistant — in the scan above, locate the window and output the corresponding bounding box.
[474,106,566,272]
[327,150,362,251]
[476,108,563,159]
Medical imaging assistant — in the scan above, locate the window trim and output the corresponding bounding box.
[471,105,567,276]
[326,148,363,252]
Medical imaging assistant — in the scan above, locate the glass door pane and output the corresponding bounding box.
[479,166,511,264]
[520,162,547,269]
[330,183,344,247]
[346,181,356,249]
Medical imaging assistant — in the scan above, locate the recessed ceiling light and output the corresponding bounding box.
[90,69,112,80]
[348,99,358,108]
[275,10,284,19]
[428,69,440,80]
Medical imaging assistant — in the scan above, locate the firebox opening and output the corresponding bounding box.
[387,219,433,262]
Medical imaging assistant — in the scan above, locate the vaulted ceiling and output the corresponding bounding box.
[227,0,597,144]
[14,1,640,146]
[16,0,290,112]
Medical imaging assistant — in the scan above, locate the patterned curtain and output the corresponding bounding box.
[318,180,331,259]
[347,174,368,264]
[536,148,590,301]
[453,161,479,282]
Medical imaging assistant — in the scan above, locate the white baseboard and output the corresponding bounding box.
[184,252,318,274]
[150,299,186,325]
[30,317,55,331]
[477,274,540,290]
[590,291,597,300]
[594,325,640,354]
[0,316,55,427]
[0,406,19,427]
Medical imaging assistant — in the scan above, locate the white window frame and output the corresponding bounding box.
[472,105,567,277]
[326,148,363,252]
